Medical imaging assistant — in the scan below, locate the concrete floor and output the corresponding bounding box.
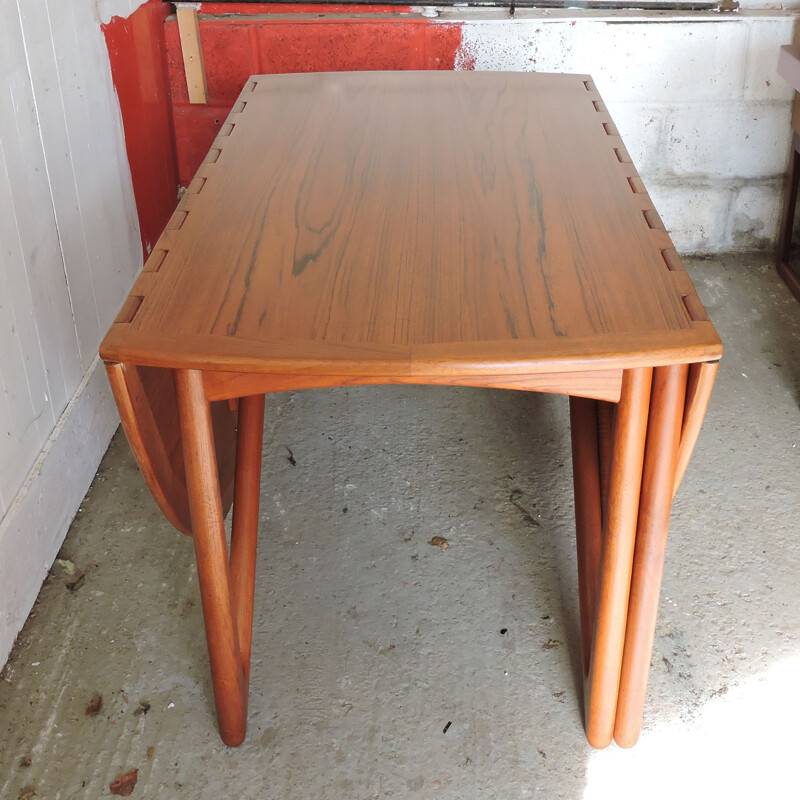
[0,252,798,799]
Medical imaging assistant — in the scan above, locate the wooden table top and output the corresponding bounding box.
[100,71,721,377]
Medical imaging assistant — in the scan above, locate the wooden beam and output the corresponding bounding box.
[176,4,208,105]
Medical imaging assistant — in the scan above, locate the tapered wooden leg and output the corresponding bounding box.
[230,394,265,678]
[584,367,652,749]
[570,397,604,678]
[778,135,800,301]
[614,364,688,748]
[673,361,719,498]
[175,369,248,746]
[596,400,615,527]
[777,133,800,303]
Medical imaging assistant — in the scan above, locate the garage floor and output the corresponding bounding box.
[0,252,798,799]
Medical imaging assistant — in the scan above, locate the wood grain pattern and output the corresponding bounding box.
[105,362,238,536]
[673,360,719,496]
[176,369,247,746]
[176,5,208,104]
[614,364,688,748]
[201,368,624,404]
[570,397,604,678]
[99,71,721,380]
[584,367,652,749]
[229,394,265,679]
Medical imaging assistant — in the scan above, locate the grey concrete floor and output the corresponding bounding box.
[1,252,799,799]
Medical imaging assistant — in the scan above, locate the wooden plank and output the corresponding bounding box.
[201,367,623,403]
[176,5,209,105]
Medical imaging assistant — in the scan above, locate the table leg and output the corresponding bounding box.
[613,364,688,748]
[673,361,719,498]
[777,132,800,303]
[175,369,249,746]
[230,394,265,680]
[569,397,604,678]
[596,401,615,527]
[583,367,652,749]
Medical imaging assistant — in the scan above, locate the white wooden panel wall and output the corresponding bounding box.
[0,0,141,515]
[0,0,144,664]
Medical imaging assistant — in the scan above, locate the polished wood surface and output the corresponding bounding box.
[101,71,722,750]
[176,369,248,745]
[569,396,604,678]
[615,364,688,747]
[230,394,265,679]
[673,360,719,496]
[105,362,237,536]
[584,367,652,747]
[201,367,624,404]
[100,71,720,379]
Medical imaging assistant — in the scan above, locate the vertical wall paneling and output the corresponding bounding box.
[18,0,101,372]
[0,0,75,506]
[0,139,50,514]
[0,0,145,667]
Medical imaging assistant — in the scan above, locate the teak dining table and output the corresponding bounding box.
[100,71,722,750]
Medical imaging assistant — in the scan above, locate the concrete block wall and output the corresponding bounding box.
[451,10,797,253]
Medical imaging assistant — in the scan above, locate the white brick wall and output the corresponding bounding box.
[451,10,797,252]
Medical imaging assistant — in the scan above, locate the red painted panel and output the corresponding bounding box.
[103,1,179,258]
[172,105,234,184]
[199,3,413,12]
[165,14,465,184]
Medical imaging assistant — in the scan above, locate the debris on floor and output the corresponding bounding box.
[509,489,539,527]
[109,769,138,797]
[66,573,85,592]
[133,701,151,716]
[84,692,103,716]
[429,536,449,551]
[54,559,76,575]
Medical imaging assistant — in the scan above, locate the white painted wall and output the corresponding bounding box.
[449,9,797,252]
[0,0,143,666]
